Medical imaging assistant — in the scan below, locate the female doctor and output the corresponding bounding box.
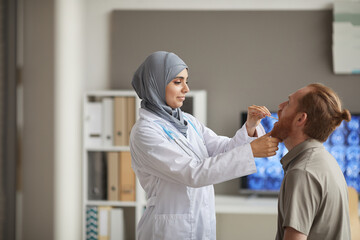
[130,51,280,240]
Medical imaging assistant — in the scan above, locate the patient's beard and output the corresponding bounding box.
[270,112,297,142]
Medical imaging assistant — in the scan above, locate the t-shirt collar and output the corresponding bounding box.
[280,139,324,172]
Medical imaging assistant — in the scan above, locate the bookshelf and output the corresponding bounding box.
[82,90,207,240]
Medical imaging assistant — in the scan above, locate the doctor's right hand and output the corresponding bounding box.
[250,133,280,158]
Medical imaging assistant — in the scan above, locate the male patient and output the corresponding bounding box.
[271,83,351,240]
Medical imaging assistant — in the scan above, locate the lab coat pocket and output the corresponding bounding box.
[154,213,192,240]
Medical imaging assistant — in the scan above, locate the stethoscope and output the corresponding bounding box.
[155,118,203,161]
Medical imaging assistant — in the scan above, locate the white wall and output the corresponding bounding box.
[84,0,334,90]
[53,0,84,239]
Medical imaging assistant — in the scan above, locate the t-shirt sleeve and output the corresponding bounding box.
[282,169,322,235]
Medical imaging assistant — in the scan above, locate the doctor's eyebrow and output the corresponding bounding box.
[173,77,188,81]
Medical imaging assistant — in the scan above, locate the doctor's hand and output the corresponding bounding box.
[246,105,271,137]
[250,133,280,158]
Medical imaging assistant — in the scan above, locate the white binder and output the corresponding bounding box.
[110,208,125,240]
[102,98,114,146]
[84,102,102,147]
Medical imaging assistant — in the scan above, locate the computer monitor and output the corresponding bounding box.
[239,112,360,195]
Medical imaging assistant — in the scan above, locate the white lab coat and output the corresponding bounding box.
[130,108,265,240]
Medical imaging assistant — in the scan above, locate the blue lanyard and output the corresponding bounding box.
[183,116,201,139]
[155,116,200,140]
[158,123,178,140]
[154,119,202,160]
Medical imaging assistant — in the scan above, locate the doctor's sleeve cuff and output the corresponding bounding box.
[255,124,266,137]
[233,123,266,145]
[234,143,257,177]
[224,142,257,176]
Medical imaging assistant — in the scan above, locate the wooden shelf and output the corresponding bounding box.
[86,200,137,207]
[215,195,278,215]
[215,194,360,216]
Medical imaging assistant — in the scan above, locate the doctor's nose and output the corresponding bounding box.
[182,82,190,93]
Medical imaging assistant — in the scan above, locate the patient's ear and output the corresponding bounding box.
[295,112,307,127]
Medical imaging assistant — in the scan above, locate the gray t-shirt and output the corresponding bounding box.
[276,139,350,240]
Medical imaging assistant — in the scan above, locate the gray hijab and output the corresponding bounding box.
[132,51,189,137]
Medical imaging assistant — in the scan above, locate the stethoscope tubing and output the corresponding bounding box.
[156,120,203,161]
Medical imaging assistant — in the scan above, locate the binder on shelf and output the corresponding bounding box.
[88,152,107,200]
[84,102,102,146]
[98,206,112,240]
[126,97,136,144]
[107,152,119,201]
[119,151,136,201]
[110,208,125,240]
[114,97,127,146]
[86,206,98,240]
[102,98,114,146]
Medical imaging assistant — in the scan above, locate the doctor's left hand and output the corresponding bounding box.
[246,105,271,137]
